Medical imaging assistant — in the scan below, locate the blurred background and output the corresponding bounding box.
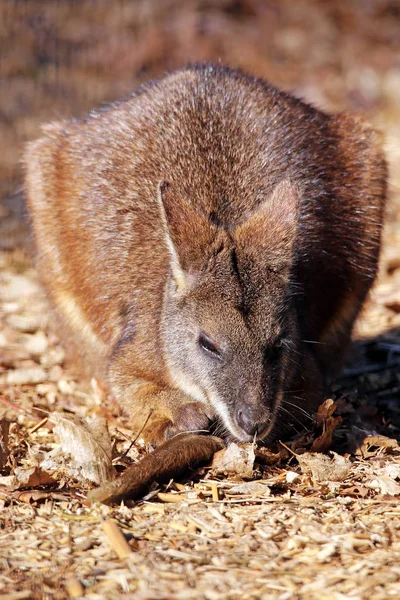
[0,0,400,242]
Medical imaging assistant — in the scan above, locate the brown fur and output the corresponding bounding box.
[87,434,224,505]
[24,64,387,443]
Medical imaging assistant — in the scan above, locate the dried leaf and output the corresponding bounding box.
[13,466,56,489]
[315,399,338,427]
[12,490,70,504]
[227,481,271,496]
[289,431,314,453]
[310,399,342,453]
[342,485,369,498]
[51,412,116,484]
[211,443,255,478]
[255,445,288,465]
[311,416,342,453]
[368,475,400,496]
[297,452,350,484]
[349,427,399,458]
[0,475,16,488]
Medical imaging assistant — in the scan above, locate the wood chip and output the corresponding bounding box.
[65,577,84,598]
[211,484,219,502]
[157,492,184,503]
[5,367,47,385]
[102,519,132,559]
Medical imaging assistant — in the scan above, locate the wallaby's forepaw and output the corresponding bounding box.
[167,402,211,438]
[142,402,211,445]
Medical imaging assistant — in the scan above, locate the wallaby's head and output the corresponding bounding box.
[159,180,305,441]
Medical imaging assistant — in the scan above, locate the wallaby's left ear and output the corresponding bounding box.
[156,181,222,290]
[233,179,300,272]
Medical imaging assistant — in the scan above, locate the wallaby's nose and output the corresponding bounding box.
[236,405,270,437]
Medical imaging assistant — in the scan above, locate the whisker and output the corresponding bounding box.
[171,428,210,439]
[212,419,230,440]
[276,405,302,432]
[280,399,314,422]
[282,341,306,359]
[284,355,302,369]
[301,339,328,346]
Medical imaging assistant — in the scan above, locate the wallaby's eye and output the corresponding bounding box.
[198,332,222,359]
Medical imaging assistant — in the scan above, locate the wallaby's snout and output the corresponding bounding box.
[235,402,271,439]
[230,376,272,439]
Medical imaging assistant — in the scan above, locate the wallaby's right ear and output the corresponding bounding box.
[156,182,220,291]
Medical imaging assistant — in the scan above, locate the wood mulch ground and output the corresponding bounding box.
[1,2,400,599]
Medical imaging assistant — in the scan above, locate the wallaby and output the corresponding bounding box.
[25,64,387,444]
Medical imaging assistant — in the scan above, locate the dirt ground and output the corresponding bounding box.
[1,1,400,599]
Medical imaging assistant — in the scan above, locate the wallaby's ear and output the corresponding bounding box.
[157,182,220,290]
[233,180,299,273]
[157,182,186,291]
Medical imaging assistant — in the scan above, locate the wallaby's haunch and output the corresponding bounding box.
[25,64,386,444]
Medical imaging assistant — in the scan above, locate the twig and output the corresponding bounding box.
[119,409,153,459]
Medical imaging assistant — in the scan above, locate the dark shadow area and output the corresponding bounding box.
[329,329,400,452]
